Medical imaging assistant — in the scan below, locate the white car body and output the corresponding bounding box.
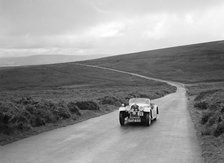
[119,98,159,126]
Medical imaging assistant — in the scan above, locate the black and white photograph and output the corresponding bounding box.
[0,0,224,162]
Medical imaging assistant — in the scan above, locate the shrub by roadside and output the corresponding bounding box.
[194,91,224,137]
[67,102,81,115]
[97,92,166,107]
[75,101,99,110]
[187,85,224,163]
[98,96,126,107]
[0,97,101,137]
[194,101,208,110]
[0,86,175,145]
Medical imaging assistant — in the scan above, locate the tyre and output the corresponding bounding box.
[154,108,159,120]
[145,112,152,126]
[119,112,125,126]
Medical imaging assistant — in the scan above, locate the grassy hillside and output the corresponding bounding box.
[0,54,105,67]
[81,40,224,83]
[0,63,169,91]
[0,63,175,104]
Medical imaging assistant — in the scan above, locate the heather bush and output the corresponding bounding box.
[194,101,208,110]
[0,97,88,134]
[16,97,37,105]
[125,92,156,100]
[214,121,224,137]
[201,111,213,125]
[56,102,71,119]
[196,92,224,137]
[207,115,217,126]
[99,96,123,106]
[75,101,99,110]
[194,90,220,101]
[25,102,54,126]
[67,102,81,116]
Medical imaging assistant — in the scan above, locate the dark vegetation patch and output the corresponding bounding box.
[67,102,81,115]
[0,84,175,145]
[0,97,101,136]
[194,90,224,137]
[75,101,99,110]
[126,93,151,99]
[187,83,224,162]
[97,89,176,107]
[125,89,172,100]
[98,96,125,107]
[194,101,208,110]
[194,90,220,101]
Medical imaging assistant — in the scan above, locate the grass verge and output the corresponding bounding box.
[186,82,224,163]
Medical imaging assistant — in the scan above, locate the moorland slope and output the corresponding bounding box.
[82,40,224,83]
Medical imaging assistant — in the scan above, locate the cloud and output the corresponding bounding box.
[0,0,102,36]
[91,0,224,16]
[0,48,95,58]
[87,22,125,38]
[0,0,224,57]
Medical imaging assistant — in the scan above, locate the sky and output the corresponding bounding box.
[0,0,224,57]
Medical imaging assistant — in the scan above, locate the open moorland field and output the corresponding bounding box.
[81,40,224,83]
[0,64,176,145]
[82,40,224,162]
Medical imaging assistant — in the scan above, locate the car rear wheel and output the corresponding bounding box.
[145,112,152,126]
[154,108,159,120]
[119,112,125,126]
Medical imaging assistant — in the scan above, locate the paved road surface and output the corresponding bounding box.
[0,65,203,163]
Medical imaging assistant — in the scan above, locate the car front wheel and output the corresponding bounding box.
[145,112,152,126]
[119,112,125,126]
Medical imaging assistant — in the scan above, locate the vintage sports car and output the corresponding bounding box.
[119,98,159,126]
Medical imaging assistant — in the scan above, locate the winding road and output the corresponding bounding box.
[0,64,203,163]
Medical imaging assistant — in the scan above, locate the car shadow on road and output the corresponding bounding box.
[118,120,159,135]
[120,119,157,129]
